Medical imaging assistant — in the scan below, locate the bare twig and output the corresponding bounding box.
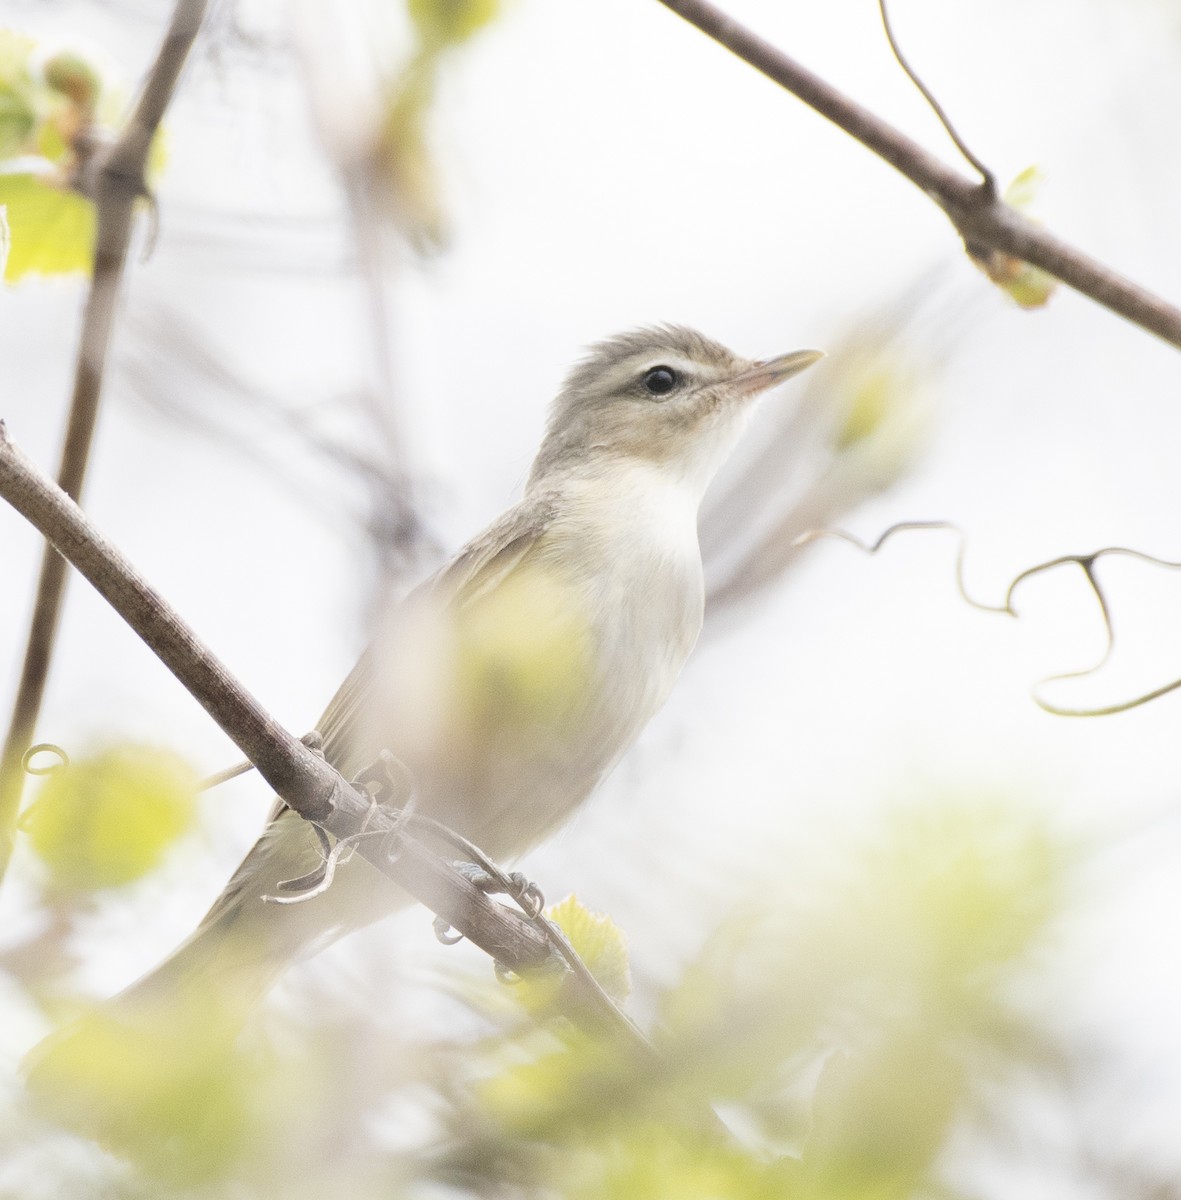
[877,0,996,195]
[792,520,1010,615]
[1003,546,1181,717]
[653,0,1181,350]
[0,0,211,878]
[802,520,1181,719]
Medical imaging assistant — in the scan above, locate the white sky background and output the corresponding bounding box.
[3,0,1181,1190]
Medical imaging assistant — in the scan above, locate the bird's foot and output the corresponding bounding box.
[431,863,545,947]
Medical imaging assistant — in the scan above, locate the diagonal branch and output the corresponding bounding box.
[654,0,1181,350]
[0,0,210,878]
[0,422,662,1058]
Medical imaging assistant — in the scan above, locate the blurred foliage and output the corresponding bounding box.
[0,28,164,283]
[824,335,931,491]
[407,0,501,49]
[0,169,94,281]
[0,31,46,159]
[367,0,502,250]
[426,798,1067,1198]
[831,352,920,456]
[0,30,100,282]
[20,743,198,891]
[454,561,595,741]
[8,795,1075,1197]
[970,166,1058,310]
[26,996,254,1184]
[510,894,631,1016]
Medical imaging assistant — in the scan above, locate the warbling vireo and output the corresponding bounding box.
[95,326,821,1013]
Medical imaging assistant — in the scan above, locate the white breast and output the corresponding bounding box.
[548,460,706,742]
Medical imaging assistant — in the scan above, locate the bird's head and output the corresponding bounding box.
[529,325,822,496]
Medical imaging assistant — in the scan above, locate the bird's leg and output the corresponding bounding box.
[431,863,548,983]
[415,816,546,947]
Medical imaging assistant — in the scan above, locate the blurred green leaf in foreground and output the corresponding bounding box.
[20,743,198,892]
[443,798,1068,1199]
[13,790,1070,1199]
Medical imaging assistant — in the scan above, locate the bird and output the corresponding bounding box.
[27,326,821,1114]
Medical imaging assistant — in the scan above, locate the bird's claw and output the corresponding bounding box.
[432,864,546,946]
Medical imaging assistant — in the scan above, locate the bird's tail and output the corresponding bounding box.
[24,806,411,1173]
[23,893,320,1175]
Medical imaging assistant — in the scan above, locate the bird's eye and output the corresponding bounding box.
[641,366,679,397]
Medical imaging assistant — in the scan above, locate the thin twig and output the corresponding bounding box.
[804,521,1181,719]
[792,520,1010,615]
[653,0,1181,350]
[0,0,211,879]
[1003,546,1181,717]
[877,0,996,195]
[0,422,548,967]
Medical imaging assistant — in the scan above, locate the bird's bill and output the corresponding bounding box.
[731,348,824,396]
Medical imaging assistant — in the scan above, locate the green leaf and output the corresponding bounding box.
[0,83,35,158]
[0,171,94,281]
[546,894,632,1005]
[972,244,1057,311]
[1003,164,1042,210]
[506,895,630,1017]
[970,166,1058,309]
[997,260,1057,309]
[21,743,198,889]
[26,999,252,1183]
[834,363,895,449]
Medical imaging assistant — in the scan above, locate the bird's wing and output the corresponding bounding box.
[210,491,563,920]
[421,489,562,611]
[313,489,562,772]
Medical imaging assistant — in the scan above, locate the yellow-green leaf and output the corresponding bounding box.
[546,894,631,1005]
[27,995,255,1183]
[21,744,198,889]
[997,260,1057,309]
[975,166,1057,308]
[973,245,1057,310]
[1003,164,1042,210]
[0,172,94,281]
[0,82,35,158]
[834,363,895,449]
[407,0,500,48]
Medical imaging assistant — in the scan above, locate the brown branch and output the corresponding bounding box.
[0,426,541,972]
[0,423,663,1060]
[654,0,1181,350]
[0,0,210,877]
